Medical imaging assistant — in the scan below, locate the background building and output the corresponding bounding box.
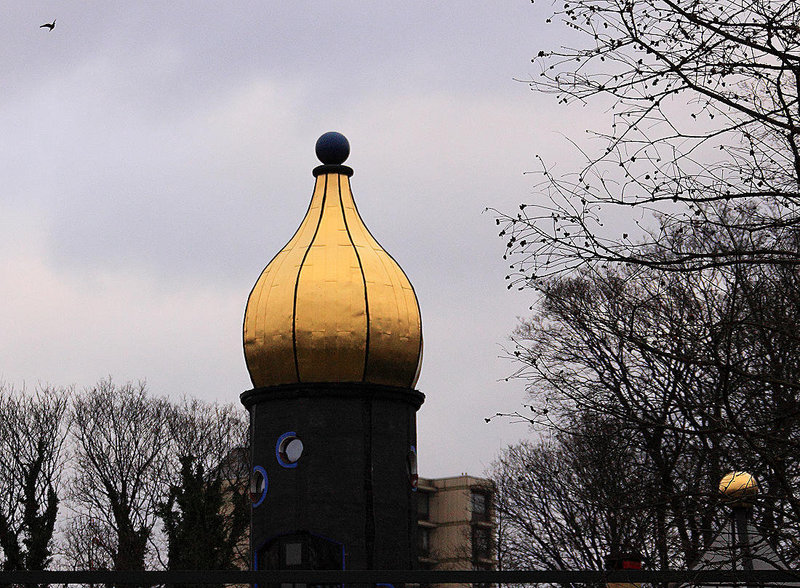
[417,474,497,585]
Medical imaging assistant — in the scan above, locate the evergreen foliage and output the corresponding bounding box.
[158,455,249,588]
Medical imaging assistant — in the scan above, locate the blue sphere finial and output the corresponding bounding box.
[315,132,350,165]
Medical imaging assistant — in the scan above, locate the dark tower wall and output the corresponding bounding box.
[242,382,424,571]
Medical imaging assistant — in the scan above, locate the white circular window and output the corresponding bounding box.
[250,466,268,507]
[284,438,304,463]
[276,432,303,468]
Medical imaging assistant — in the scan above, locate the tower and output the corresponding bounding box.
[241,132,424,574]
[690,471,794,586]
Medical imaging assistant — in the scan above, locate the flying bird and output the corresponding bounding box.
[40,19,56,31]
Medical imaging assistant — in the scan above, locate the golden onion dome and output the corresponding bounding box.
[243,132,423,389]
[719,471,758,506]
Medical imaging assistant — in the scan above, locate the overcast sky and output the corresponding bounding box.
[0,2,597,477]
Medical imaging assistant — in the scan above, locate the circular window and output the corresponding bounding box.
[284,438,304,462]
[276,432,303,468]
[250,466,268,507]
[407,446,419,491]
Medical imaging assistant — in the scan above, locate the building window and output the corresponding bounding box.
[472,527,492,560]
[257,531,343,588]
[418,492,430,520]
[418,527,431,556]
[471,491,490,521]
[408,446,419,490]
[284,541,303,566]
[276,432,303,468]
[250,466,268,507]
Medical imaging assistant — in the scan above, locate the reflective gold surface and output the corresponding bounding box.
[719,471,758,505]
[244,168,423,388]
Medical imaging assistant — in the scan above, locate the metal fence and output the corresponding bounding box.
[0,569,797,585]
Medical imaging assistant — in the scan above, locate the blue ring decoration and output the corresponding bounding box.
[252,465,268,508]
[276,431,299,468]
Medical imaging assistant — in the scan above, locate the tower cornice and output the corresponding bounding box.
[240,381,425,410]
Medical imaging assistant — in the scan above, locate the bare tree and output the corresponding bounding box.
[165,398,249,485]
[61,510,116,572]
[0,385,69,571]
[491,414,658,572]
[492,0,799,279]
[489,0,800,552]
[494,252,800,567]
[68,379,172,573]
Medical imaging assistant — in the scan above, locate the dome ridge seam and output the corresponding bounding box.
[292,173,328,382]
[338,173,370,382]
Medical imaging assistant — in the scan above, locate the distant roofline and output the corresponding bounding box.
[418,474,495,490]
